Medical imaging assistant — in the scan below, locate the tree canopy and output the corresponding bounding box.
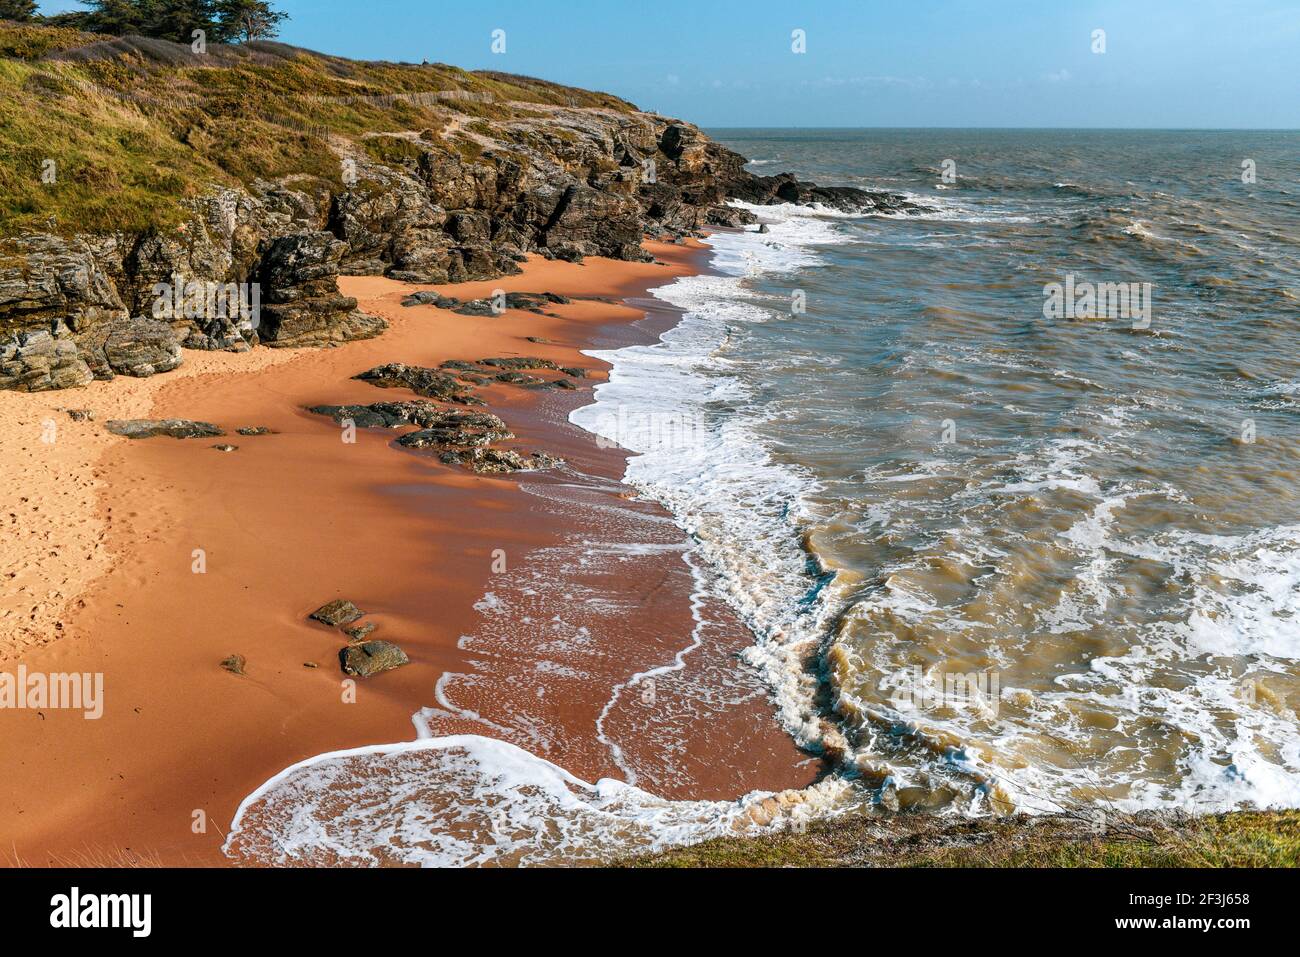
[44,0,289,44]
[0,0,40,23]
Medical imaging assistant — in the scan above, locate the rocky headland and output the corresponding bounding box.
[0,22,917,395]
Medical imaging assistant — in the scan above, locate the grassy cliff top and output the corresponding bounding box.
[0,21,640,236]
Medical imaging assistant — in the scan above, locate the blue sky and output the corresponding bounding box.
[39,1,1300,127]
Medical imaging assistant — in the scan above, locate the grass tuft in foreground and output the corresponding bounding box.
[624,809,1300,868]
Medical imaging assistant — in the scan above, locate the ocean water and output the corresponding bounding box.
[597,128,1300,814]
[226,130,1300,865]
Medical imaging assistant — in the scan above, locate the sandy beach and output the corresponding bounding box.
[0,238,816,867]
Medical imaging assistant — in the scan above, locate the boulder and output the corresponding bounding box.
[309,599,365,627]
[0,328,95,392]
[101,316,183,378]
[340,640,409,677]
[343,622,376,642]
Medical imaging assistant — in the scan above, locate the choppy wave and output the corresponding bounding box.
[224,204,866,867]
[573,202,854,752]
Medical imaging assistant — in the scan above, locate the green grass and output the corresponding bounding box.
[625,809,1300,868]
[0,23,641,236]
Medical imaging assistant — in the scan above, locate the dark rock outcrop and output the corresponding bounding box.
[395,410,513,449]
[402,291,571,317]
[353,363,481,404]
[105,419,224,439]
[306,394,556,474]
[2,86,918,393]
[401,290,460,309]
[257,232,386,348]
[309,399,450,429]
[438,448,564,474]
[478,356,561,371]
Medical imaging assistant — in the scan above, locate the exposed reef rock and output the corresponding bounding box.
[436,356,586,392]
[439,448,564,474]
[306,395,557,475]
[352,363,482,404]
[395,410,513,449]
[308,400,452,429]
[105,419,224,439]
[401,290,571,316]
[727,171,917,215]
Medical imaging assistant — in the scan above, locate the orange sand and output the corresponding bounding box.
[0,241,816,866]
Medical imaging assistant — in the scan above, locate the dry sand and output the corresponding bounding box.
[0,240,816,866]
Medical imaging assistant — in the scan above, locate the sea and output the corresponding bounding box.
[224,129,1300,865]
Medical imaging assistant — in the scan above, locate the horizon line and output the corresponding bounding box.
[699,125,1300,132]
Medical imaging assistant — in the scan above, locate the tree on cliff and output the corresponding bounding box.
[49,1,208,40]
[148,1,223,43]
[48,0,289,43]
[0,0,39,22]
[215,1,286,42]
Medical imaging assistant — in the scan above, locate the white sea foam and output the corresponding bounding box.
[222,734,849,867]
[226,206,862,866]
[572,203,853,751]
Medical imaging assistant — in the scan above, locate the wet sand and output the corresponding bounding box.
[0,239,817,867]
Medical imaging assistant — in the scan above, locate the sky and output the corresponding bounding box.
[37,0,1300,128]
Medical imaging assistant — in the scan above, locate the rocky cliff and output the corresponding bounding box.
[0,26,916,393]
